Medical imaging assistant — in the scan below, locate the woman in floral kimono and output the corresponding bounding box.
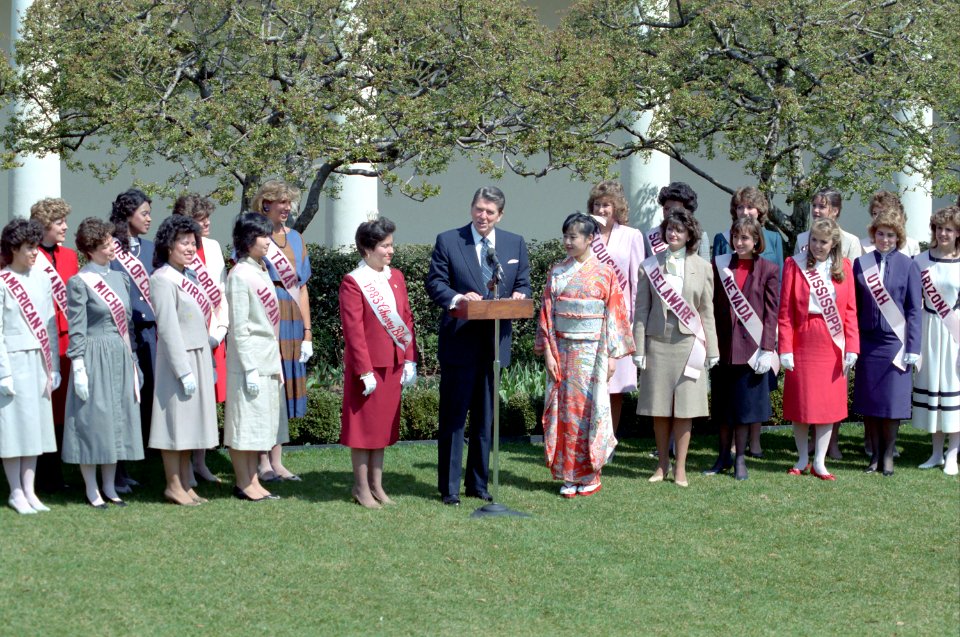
[535,213,634,498]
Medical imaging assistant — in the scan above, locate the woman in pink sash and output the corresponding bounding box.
[0,219,59,514]
[339,218,418,508]
[779,218,859,480]
[852,210,922,476]
[912,206,960,475]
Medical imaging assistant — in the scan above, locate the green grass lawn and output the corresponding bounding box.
[3,427,958,636]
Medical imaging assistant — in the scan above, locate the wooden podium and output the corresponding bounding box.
[451,298,534,517]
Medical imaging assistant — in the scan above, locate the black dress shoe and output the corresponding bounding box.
[882,469,894,477]
[106,498,128,507]
[441,495,460,506]
[467,491,493,503]
[232,486,264,502]
[745,451,765,459]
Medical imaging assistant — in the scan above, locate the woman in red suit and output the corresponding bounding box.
[339,217,418,509]
[778,218,859,480]
[30,198,79,493]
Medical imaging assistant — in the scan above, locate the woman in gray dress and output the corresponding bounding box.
[0,219,59,514]
[61,218,143,508]
[148,215,218,506]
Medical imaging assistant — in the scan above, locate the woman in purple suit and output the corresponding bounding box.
[853,210,922,476]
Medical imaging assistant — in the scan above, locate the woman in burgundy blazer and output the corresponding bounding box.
[339,218,418,509]
[706,218,780,480]
[778,218,859,480]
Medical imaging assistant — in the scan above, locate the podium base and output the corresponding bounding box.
[470,502,531,518]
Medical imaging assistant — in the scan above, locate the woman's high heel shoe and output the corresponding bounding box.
[787,463,811,476]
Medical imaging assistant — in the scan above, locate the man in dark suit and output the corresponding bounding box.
[426,186,531,505]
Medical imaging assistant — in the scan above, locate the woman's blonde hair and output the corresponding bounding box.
[868,210,906,250]
[251,180,300,216]
[929,206,960,250]
[806,217,845,281]
[587,180,629,225]
[30,198,71,229]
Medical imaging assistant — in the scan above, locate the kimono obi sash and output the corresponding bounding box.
[554,297,604,340]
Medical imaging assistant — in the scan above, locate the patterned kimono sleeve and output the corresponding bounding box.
[605,270,635,359]
[534,265,556,356]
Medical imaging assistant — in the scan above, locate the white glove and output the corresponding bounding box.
[780,353,795,371]
[72,359,89,401]
[843,352,858,375]
[706,357,720,370]
[52,372,62,391]
[298,340,313,364]
[245,368,260,398]
[180,372,198,396]
[400,361,417,387]
[902,352,920,369]
[632,355,646,370]
[753,350,774,375]
[0,375,15,397]
[361,373,377,396]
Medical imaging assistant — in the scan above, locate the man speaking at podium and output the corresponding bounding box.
[426,186,531,506]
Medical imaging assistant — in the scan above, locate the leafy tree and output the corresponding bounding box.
[5,0,573,232]
[562,0,959,249]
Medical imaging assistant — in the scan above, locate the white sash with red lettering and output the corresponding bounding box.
[188,254,223,315]
[641,255,707,379]
[155,265,212,327]
[589,235,627,291]
[34,249,67,315]
[856,254,910,371]
[915,252,960,346]
[77,271,140,403]
[646,226,668,256]
[347,262,414,351]
[793,254,845,355]
[860,236,876,254]
[714,254,780,374]
[265,239,301,301]
[231,262,281,340]
[112,239,154,313]
[0,270,54,397]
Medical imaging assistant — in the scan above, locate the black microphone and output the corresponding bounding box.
[487,247,505,279]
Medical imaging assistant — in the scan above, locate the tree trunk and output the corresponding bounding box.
[293,163,337,234]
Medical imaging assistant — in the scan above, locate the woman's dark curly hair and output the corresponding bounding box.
[233,212,274,259]
[75,217,116,258]
[355,217,397,257]
[109,188,151,252]
[0,218,44,266]
[657,182,698,213]
[153,215,201,269]
[659,206,703,255]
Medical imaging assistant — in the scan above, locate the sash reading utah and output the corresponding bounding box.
[77,272,140,402]
[347,264,413,351]
[915,252,960,346]
[590,235,627,291]
[646,227,668,255]
[187,255,223,315]
[793,254,845,354]
[641,255,707,379]
[112,239,154,313]
[34,250,67,314]
[856,254,910,371]
[715,254,780,374]
[0,271,54,397]
[265,240,300,301]
[156,265,212,328]
[231,263,281,339]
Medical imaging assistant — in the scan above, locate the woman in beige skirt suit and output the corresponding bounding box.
[634,208,718,487]
[148,215,218,506]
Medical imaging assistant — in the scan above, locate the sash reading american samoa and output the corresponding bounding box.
[855,254,911,371]
[714,254,780,374]
[641,255,707,379]
[155,265,212,328]
[265,240,301,302]
[77,272,140,403]
[34,249,67,315]
[112,239,154,313]
[0,270,54,397]
[793,254,845,355]
[347,265,413,351]
[915,252,960,346]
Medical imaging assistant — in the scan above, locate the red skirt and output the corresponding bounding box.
[783,314,848,424]
[212,341,226,403]
[339,363,402,449]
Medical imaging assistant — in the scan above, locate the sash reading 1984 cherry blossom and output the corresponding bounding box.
[34,249,67,315]
[155,265,212,328]
[265,240,301,301]
[714,254,780,374]
[589,235,627,291]
[793,254,845,355]
[112,239,154,313]
[347,264,414,351]
[188,254,223,312]
[856,254,911,371]
[0,270,54,397]
[641,255,707,379]
[915,252,960,346]
[77,272,140,403]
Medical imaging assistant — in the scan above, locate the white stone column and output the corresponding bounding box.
[895,106,933,242]
[324,165,378,248]
[622,110,670,229]
[7,0,61,220]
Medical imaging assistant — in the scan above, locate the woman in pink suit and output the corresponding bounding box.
[586,181,645,435]
[339,217,418,509]
[778,218,859,480]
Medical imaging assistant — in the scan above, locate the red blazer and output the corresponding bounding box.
[778,256,859,356]
[39,243,79,356]
[712,255,780,365]
[339,268,418,373]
